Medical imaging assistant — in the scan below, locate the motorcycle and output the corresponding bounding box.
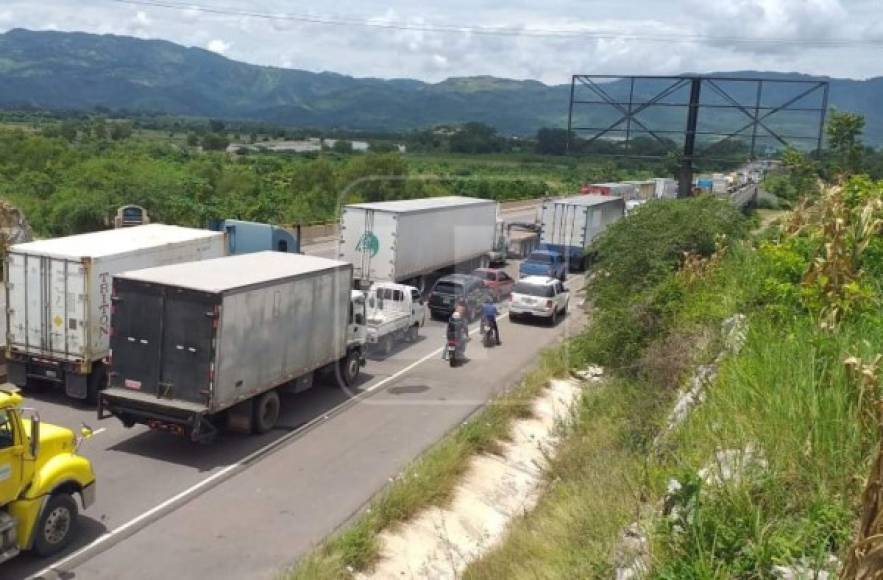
[446,338,460,367]
[480,319,497,348]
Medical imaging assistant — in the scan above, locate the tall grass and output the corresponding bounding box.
[653,299,878,575]
[464,378,667,580]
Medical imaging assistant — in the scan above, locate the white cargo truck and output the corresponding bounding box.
[339,196,497,290]
[99,252,367,441]
[654,178,678,199]
[5,224,226,400]
[540,195,626,270]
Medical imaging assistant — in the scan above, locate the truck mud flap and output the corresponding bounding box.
[65,372,88,399]
[6,361,26,387]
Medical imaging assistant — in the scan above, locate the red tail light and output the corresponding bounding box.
[546,300,554,308]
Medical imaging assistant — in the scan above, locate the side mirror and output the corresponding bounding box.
[76,423,94,452]
[30,414,40,458]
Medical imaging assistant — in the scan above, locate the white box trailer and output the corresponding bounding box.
[5,224,226,399]
[540,195,626,270]
[99,252,366,441]
[339,196,497,289]
[654,178,678,199]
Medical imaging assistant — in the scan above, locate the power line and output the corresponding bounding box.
[107,0,883,47]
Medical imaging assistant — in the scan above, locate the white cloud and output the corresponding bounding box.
[206,38,230,54]
[0,0,880,81]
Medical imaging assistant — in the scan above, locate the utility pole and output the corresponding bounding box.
[678,77,702,198]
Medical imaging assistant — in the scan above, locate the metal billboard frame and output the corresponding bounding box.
[566,75,830,197]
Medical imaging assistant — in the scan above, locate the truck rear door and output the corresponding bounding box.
[6,252,87,361]
[110,281,216,405]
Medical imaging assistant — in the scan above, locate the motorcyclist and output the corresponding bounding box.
[480,296,501,345]
[447,311,468,358]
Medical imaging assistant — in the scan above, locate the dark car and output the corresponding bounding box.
[428,274,487,320]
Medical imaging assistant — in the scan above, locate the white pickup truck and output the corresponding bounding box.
[365,282,427,354]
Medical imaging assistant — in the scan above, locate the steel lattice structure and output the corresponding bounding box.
[566,75,830,197]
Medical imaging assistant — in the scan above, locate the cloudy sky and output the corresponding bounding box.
[1,0,881,83]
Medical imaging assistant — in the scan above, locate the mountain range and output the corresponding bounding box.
[0,28,881,144]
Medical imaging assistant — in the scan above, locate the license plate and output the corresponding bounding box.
[44,369,57,378]
[443,297,453,304]
[124,379,142,390]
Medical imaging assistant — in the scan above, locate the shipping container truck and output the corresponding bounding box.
[5,225,226,400]
[539,195,626,271]
[583,183,637,198]
[98,252,367,442]
[654,178,678,199]
[207,219,300,255]
[339,196,497,291]
[623,180,656,200]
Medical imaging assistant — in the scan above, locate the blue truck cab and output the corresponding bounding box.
[208,219,300,255]
[519,249,566,281]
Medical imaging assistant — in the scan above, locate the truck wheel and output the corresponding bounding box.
[337,349,361,388]
[33,493,78,557]
[382,335,394,356]
[407,324,419,342]
[252,390,281,434]
[550,309,559,326]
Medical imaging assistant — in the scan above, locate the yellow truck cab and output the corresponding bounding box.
[0,386,96,564]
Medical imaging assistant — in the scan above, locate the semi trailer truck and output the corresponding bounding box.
[98,252,367,442]
[0,387,96,564]
[5,225,226,400]
[539,195,625,271]
[338,196,497,291]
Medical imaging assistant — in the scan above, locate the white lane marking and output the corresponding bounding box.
[33,279,582,579]
[92,428,107,436]
[364,310,508,394]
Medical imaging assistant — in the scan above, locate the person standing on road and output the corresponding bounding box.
[481,297,501,345]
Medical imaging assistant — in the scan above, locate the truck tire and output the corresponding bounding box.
[407,324,419,342]
[252,390,281,434]
[337,349,361,388]
[550,309,559,326]
[381,335,394,356]
[33,492,78,556]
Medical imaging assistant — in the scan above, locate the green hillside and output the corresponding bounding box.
[1,28,881,143]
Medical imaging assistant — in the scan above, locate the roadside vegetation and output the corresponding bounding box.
[466,113,883,577]
[288,350,570,579]
[0,118,673,238]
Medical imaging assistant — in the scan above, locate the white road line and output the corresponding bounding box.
[92,428,106,436]
[32,278,582,579]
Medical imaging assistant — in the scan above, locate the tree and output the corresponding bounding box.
[208,119,226,133]
[449,123,504,154]
[202,133,230,151]
[59,121,79,143]
[536,128,569,156]
[110,121,134,141]
[339,153,408,203]
[826,110,865,177]
[186,132,200,147]
[332,140,353,154]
